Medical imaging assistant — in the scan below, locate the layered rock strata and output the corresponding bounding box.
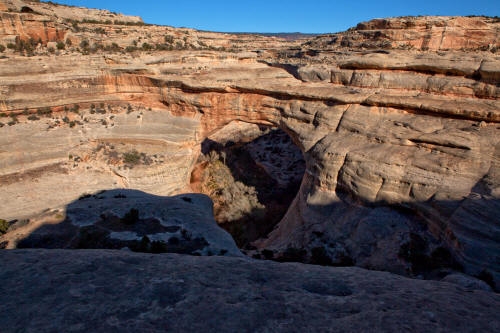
[306,16,500,51]
[0,0,499,289]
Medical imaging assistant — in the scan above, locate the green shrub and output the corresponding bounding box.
[65,39,72,46]
[121,208,139,225]
[105,42,121,52]
[0,219,9,235]
[37,107,52,116]
[79,40,89,49]
[0,45,5,52]
[150,241,168,253]
[8,118,18,126]
[164,35,174,44]
[56,41,65,50]
[142,42,153,51]
[123,150,141,164]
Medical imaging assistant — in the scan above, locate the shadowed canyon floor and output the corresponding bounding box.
[0,0,500,330]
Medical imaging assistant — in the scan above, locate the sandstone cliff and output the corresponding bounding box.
[0,0,499,292]
[307,16,500,51]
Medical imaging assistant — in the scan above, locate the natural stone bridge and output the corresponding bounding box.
[0,2,499,288]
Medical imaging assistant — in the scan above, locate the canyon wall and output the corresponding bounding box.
[308,16,500,51]
[0,0,499,288]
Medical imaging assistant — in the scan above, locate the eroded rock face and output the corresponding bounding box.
[306,16,500,51]
[0,249,499,332]
[1,190,241,257]
[192,123,305,247]
[0,0,499,290]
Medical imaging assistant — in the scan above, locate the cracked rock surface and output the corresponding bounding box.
[0,249,499,333]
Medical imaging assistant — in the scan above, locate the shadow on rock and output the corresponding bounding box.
[9,189,242,257]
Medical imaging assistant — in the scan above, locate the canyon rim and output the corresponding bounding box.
[0,0,499,331]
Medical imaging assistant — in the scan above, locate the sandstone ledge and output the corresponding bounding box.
[0,249,499,333]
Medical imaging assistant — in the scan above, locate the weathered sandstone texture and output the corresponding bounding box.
[1,249,499,333]
[192,124,306,247]
[0,0,499,291]
[306,16,500,51]
[1,190,241,257]
[0,0,293,51]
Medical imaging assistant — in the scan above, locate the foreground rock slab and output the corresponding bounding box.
[0,249,499,333]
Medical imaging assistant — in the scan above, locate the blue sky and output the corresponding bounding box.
[46,1,499,33]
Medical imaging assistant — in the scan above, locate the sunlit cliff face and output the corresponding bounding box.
[0,0,499,288]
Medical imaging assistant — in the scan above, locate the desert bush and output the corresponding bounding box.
[56,41,65,50]
[150,241,168,253]
[79,39,89,49]
[121,208,139,225]
[142,42,153,51]
[125,46,137,53]
[113,20,145,26]
[164,35,174,44]
[93,27,106,34]
[0,219,9,235]
[155,43,173,51]
[105,42,121,52]
[0,45,5,52]
[123,150,141,164]
[37,107,52,116]
[82,18,102,24]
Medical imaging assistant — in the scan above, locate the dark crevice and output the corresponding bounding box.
[191,124,305,249]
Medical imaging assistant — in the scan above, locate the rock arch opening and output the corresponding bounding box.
[190,121,305,249]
